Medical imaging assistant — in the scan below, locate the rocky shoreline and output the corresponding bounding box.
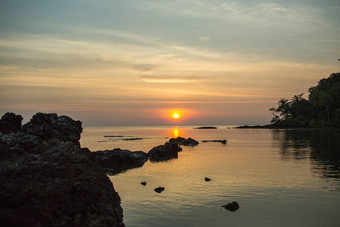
[0,112,232,226]
[0,113,124,227]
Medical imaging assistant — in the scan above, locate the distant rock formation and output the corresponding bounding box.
[95,148,148,175]
[169,137,199,146]
[194,126,217,129]
[202,139,227,144]
[148,142,182,162]
[0,112,124,227]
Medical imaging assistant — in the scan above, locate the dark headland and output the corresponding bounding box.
[0,112,125,227]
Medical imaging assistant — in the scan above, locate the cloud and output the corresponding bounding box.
[141,75,201,83]
[131,0,328,33]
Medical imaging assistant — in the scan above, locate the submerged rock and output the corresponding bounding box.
[222,202,240,212]
[154,187,165,193]
[202,139,227,144]
[95,148,148,175]
[194,126,217,129]
[148,142,182,162]
[169,137,199,146]
[0,112,124,227]
[122,138,143,141]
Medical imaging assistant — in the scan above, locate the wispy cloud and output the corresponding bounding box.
[132,1,323,25]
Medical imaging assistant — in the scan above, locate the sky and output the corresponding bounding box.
[0,0,339,126]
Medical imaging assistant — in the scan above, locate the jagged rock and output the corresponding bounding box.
[22,113,82,146]
[0,112,23,134]
[205,177,211,182]
[222,202,240,212]
[169,137,199,146]
[95,148,148,175]
[0,113,124,227]
[202,139,227,144]
[148,142,182,162]
[154,187,165,193]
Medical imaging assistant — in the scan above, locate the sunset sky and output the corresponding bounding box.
[1,0,339,126]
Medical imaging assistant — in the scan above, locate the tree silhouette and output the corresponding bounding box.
[270,73,340,127]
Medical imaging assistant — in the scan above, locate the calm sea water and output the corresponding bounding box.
[80,126,340,227]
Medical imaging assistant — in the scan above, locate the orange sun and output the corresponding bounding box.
[172,113,180,120]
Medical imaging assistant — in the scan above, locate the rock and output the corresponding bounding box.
[202,140,227,144]
[168,137,199,146]
[205,177,211,181]
[222,202,240,212]
[22,113,82,146]
[148,142,182,162]
[141,182,147,186]
[154,187,165,193]
[95,148,148,175]
[122,138,143,141]
[0,113,125,227]
[0,112,23,134]
[194,126,217,129]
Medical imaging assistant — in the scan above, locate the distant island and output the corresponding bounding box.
[238,72,340,129]
[194,126,217,129]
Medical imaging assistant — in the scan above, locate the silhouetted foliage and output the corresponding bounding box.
[270,72,340,127]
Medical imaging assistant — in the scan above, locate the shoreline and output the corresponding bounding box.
[236,125,340,129]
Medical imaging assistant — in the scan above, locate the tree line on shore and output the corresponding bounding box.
[270,72,340,127]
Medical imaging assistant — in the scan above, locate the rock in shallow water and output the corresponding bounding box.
[0,112,125,227]
[95,148,148,175]
[202,139,227,144]
[222,202,240,212]
[148,142,182,162]
[154,187,165,193]
[169,137,199,146]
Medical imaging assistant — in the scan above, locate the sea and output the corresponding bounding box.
[80,126,340,227]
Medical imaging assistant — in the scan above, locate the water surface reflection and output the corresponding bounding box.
[272,129,340,180]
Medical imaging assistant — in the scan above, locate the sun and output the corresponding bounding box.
[172,113,180,120]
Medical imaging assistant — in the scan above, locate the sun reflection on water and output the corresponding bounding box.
[172,128,180,138]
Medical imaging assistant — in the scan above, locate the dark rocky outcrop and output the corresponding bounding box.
[202,139,227,144]
[205,177,211,182]
[22,113,82,146]
[169,137,199,146]
[95,148,148,175]
[0,112,23,134]
[148,142,182,162]
[154,187,165,193]
[140,182,147,186]
[0,112,124,227]
[222,202,240,212]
